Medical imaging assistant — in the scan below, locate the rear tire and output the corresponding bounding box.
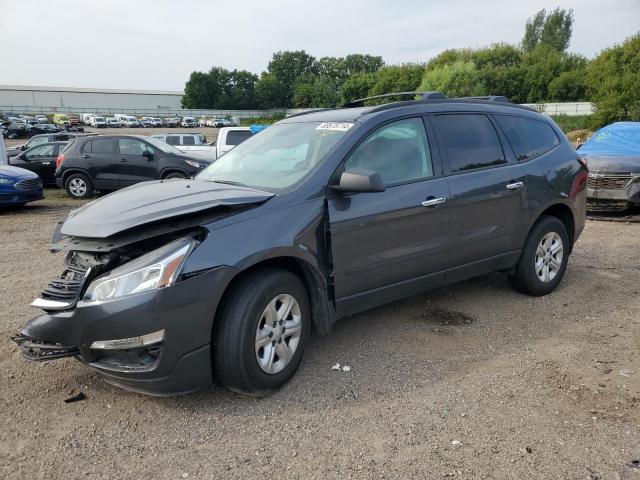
[64,173,93,199]
[509,215,570,296]
[214,269,311,396]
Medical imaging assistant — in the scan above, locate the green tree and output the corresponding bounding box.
[254,74,287,109]
[343,54,384,76]
[368,64,425,101]
[419,61,485,97]
[522,8,574,53]
[548,69,587,101]
[220,69,258,109]
[266,50,317,107]
[338,72,378,105]
[292,74,337,108]
[587,33,640,126]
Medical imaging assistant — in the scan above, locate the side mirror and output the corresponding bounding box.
[332,168,385,193]
[142,150,154,160]
[20,145,27,151]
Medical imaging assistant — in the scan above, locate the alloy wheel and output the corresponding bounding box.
[255,294,302,374]
[68,178,87,197]
[534,232,563,283]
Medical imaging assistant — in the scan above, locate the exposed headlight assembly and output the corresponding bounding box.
[0,178,14,184]
[184,159,202,168]
[82,237,196,303]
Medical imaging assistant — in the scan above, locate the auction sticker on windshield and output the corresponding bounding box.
[316,122,354,131]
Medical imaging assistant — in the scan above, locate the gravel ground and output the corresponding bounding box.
[1,195,639,479]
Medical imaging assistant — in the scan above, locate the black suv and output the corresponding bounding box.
[55,135,211,198]
[16,93,587,396]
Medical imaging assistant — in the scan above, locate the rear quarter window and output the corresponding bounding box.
[494,115,560,161]
[181,136,196,145]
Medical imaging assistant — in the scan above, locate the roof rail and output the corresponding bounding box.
[347,91,447,107]
[284,108,336,119]
[461,95,511,103]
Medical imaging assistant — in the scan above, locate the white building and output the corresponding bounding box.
[0,84,184,115]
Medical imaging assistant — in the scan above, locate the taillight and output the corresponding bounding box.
[55,154,64,168]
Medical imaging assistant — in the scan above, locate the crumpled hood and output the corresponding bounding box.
[61,179,274,238]
[583,154,640,174]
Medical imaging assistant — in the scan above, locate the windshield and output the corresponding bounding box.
[145,137,183,154]
[197,122,351,191]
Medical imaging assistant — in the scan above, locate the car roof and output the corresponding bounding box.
[279,96,540,125]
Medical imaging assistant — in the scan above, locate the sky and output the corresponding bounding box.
[0,0,638,92]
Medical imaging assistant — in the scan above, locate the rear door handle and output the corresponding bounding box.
[506,181,524,190]
[120,159,128,163]
[421,197,447,207]
[81,154,90,159]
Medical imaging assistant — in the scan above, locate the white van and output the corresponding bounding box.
[89,116,107,128]
[81,113,96,125]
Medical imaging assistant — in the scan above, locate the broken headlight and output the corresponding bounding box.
[82,237,196,303]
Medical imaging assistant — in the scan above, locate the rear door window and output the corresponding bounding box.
[432,114,506,173]
[165,136,181,145]
[91,139,116,154]
[181,136,195,145]
[226,131,252,146]
[118,138,152,155]
[494,115,560,161]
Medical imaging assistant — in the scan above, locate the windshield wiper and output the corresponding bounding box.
[211,179,248,188]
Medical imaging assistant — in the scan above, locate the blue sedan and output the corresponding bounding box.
[0,165,44,206]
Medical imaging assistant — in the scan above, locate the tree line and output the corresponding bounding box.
[182,8,640,127]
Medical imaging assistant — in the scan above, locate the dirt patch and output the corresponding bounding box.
[1,202,639,479]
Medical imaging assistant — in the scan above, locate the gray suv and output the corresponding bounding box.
[16,93,587,396]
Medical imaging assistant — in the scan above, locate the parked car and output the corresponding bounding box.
[14,93,587,396]
[163,117,181,127]
[181,117,196,128]
[68,114,81,126]
[8,141,67,185]
[120,116,140,128]
[35,115,48,124]
[8,132,92,157]
[106,118,121,128]
[140,117,154,128]
[0,165,43,206]
[579,122,640,212]
[215,126,253,157]
[54,134,210,198]
[26,123,63,136]
[52,113,71,126]
[209,118,236,128]
[81,113,97,125]
[19,116,39,125]
[89,116,107,128]
[1,111,19,121]
[1,121,32,138]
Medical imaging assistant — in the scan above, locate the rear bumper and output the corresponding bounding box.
[16,266,237,396]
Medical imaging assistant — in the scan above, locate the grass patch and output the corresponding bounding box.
[550,114,594,133]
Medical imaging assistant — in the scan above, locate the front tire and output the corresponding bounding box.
[214,269,311,396]
[509,215,570,296]
[164,171,188,179]
[64,173,93,199]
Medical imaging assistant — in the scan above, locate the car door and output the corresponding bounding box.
[82,138,120,189]
[117,138,158,186]
[430,113,527,283]
[328,117,451,314]
[12,144,56,183]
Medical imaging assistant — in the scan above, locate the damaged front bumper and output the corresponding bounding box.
[586,173,640,211]
[15,265,236,396]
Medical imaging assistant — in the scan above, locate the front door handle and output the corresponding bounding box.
[120,159,128,163]
[506,181,524,190]
[81,154,90,159]
[421,197,447,207]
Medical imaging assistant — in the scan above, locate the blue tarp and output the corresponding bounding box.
[579,121,640,156]
[249,124,268,135]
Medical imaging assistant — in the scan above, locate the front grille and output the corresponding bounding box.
[587,174,634,191]
[40,262,90,304]
[14,178,42,190]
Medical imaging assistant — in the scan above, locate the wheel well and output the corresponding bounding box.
[62,169,91,185]
[212,257,332,346]
[161,168,188,179]
[537,203,575,251]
